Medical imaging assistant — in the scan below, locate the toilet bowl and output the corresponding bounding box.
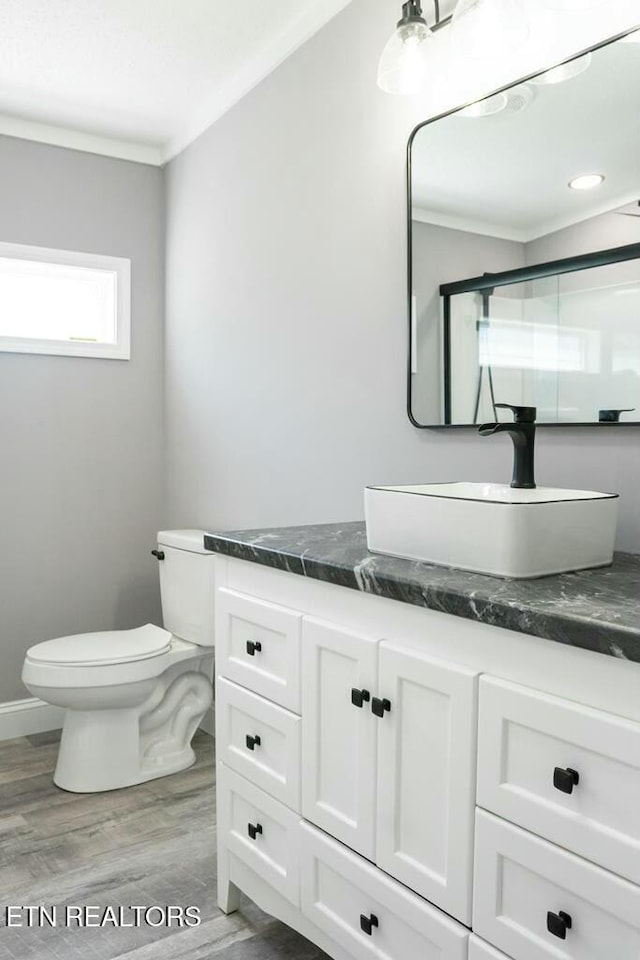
[21,531,216,793]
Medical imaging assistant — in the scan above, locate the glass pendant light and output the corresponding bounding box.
[538,0,606,10]
[459,91,509,117]
[450,0,529,58]
[377,1,432,95]
[530,52,592,85]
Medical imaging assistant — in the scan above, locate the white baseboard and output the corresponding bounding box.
[0,697,64,742]
[0,696,213,743]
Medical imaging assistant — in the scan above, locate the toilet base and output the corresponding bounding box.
[52,670,213,793]
[54,739,197,793]
[54,707,148,793]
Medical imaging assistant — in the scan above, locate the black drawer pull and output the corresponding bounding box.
[360,914,379,936]
[247,822,263,840]
[547,910,572,940]
[553,767,580,794]
[351,688,371,708]
[245,734,261,751]
[246,640,262,656]
[371,697,391,718]
[151,549,165,560]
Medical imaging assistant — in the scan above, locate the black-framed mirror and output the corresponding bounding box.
[408,29,640,428]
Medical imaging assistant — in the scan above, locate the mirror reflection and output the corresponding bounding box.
[409,33,640,427]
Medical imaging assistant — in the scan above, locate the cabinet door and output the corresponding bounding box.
[375,643,478,925]
[301,617,379,861]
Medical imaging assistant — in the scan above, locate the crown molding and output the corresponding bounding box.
[162,0,354,163]
[413,187,640,245]
[524,188,640,243]
[0,0,353,167]
[0,114,164,166]
[412,207,529,243]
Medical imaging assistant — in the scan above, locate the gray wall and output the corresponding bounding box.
[0,136,165,703]
[165,0,640,552]
[526,209,640,267]
[411,221,525,424]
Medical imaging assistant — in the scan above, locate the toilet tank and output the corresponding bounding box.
[156,530,216,647]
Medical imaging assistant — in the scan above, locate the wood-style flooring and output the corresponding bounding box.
[0,729,329,960]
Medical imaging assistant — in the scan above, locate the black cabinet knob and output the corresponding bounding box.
[151,549,165,560]
[371,697,391,718]
[245,734,261,751]
[547,910,572,939]
[553,767,580,794]
[351,688,371,708]
[360,914,379,936]
[246,640,262,656]
[247,822,263,840]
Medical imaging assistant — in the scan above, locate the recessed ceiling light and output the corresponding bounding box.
[568,174,605,190]
[531,52,592,85]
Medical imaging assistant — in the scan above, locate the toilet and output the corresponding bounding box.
[22,530,215,793]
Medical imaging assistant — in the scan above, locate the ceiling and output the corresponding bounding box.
[411,35,640,241]
[0,0,353,165]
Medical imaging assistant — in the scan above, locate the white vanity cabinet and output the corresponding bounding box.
[213,554,640,960]
[301,617,477,922]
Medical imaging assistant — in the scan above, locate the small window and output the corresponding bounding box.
[0,242,130,360]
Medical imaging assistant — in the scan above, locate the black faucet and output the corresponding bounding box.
[598,408,635,423]
[479,403,537,489]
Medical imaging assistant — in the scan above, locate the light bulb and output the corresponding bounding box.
[459,91,509,117]
[451,0,529,59]
[377,14,431,94]
[530,52,592,85]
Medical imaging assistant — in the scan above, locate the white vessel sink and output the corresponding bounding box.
[364,482,618,579]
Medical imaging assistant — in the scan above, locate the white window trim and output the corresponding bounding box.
[0,241,131,360]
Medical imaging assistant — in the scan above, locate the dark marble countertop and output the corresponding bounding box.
[204,522,640,663]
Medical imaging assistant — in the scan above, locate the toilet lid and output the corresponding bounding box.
[26,624,173,666]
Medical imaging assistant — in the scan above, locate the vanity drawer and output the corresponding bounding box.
[217,764,300,906]
[468,936,512,960]
[216,588,302,712]
[300,820,468,960]
[216,677,301,810]
[477,676,640,882]
[473,810,640,960]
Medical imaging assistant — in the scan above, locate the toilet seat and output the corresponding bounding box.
[22,628,205,690]
[26,624,172,667]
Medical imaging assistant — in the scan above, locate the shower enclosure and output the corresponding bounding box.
[440,243,640,425]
